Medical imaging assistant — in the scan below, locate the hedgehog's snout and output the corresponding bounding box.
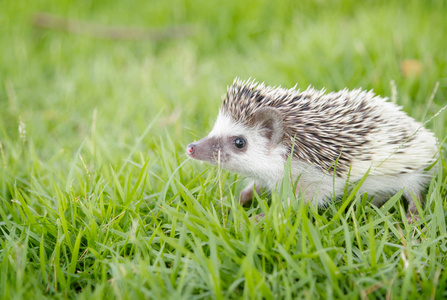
[186,143,196,155]
[186,136,225,163]
[186,138,211,160]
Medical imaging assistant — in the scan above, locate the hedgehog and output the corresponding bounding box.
[186,78,437,221]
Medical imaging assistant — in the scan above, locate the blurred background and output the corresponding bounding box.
[0,0,446,170]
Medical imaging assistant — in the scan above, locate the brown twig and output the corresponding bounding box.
[32,12,195,41]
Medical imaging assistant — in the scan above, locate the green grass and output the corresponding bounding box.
[1,0,447,298]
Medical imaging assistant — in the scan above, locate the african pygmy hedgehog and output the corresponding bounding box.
[186,78,437,221]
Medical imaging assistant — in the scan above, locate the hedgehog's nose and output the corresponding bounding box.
[186,143,196,156]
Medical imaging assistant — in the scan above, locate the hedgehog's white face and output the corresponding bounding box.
[186,107,288,186]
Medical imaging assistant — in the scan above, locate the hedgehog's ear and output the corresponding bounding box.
[253,107,284,146]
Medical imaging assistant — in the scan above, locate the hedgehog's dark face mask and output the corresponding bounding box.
[186,135,246,163]
[186,107,286,177]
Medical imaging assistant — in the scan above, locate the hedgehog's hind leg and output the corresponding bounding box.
[239,181,261,205]
[404,189,423,223]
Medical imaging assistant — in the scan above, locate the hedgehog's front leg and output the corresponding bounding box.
[239,181,261,205]
[405,190,423,222]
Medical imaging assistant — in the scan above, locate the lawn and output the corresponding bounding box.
[1,0,446,299]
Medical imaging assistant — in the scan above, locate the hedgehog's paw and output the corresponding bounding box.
[405,190,423,224]
[406,212,420,223]
[239,188,253,205]
[240,182,261,206]
[248,213,265,223]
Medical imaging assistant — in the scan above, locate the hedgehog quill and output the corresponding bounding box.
[186,79,437,221]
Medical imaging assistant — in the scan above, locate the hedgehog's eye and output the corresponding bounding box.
[234,137,246,149]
